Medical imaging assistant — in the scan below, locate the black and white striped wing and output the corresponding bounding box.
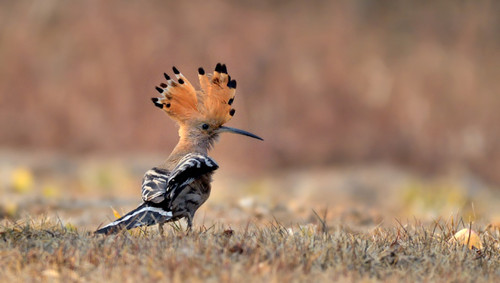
[167,153,219,202]
[141,167,170,203]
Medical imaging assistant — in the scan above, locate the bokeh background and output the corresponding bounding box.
[1,0,500,230]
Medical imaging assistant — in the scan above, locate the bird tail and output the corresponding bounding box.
[95,203,172,235]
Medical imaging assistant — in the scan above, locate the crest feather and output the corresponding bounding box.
[153,63,237,125]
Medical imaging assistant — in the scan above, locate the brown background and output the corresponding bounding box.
[1,0,500,183]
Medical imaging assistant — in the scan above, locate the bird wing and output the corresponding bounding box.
[167,153,219,203]
[141,167,170,203]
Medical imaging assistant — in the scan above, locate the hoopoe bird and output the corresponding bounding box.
[95,63,262,234]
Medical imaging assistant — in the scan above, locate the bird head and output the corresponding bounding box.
[152,63,262,149]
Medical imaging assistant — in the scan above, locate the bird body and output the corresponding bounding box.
[95,63,262,234]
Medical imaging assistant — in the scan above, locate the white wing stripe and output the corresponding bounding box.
[100,206,172,230]
[141,167,170,202]
[144,169,169,179]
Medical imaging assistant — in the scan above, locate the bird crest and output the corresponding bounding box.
[152,63,237,126]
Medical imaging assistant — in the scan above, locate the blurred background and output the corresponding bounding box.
[1,0,500,230]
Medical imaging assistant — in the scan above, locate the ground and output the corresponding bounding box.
[1,154,500,282]
[1,217,500,282]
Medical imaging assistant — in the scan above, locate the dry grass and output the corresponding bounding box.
[2,156,500,282]
[1,217,500,282]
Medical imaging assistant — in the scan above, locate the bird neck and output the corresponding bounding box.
[162,127,211,169]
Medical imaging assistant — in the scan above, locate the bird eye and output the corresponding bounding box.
[202,123,209,130]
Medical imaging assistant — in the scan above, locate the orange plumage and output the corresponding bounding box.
[153,63,236,127]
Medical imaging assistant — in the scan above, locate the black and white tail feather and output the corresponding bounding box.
[94,203,173,234]
[95,153,218,235]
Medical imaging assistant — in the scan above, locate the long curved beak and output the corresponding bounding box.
[219,126,263,141]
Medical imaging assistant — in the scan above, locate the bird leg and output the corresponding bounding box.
[158,222,165,236]
[185,214,193,234]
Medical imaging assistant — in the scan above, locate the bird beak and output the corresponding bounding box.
[218,126,263,141]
